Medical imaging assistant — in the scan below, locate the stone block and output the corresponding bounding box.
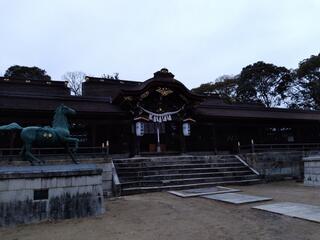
[311,162,318,167]
[41,178,57,188]
[71,176,86,187]
[86,175,101,185]
[16,189,33,201]
[56,177,72,187]
[92,184,104,196]
[0,191,12,202]
[49,187,65,197]
[62,186,80,196]
[102,171,112,181]
[303,156,320,186]
[78,185,93,195]
[8,179,26,191]
[0,180,8,192]
[103,180,112,192]
[0,189,33,203]
[97,163,112,172]
[25,179,41,189]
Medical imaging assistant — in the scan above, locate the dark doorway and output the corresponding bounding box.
[139,122,181,153]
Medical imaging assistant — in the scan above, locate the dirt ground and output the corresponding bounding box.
[1,181,320,240]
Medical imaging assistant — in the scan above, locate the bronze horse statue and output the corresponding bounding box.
[0,104,79,165]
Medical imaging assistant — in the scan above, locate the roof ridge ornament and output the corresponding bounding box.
[153,68,175,79]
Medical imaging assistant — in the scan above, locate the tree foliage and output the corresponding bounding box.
[236,61,292,107]
[192,75,238,103]
[193,61,292,107]
[62,71,86,96]
[290,54,320,109]
[4,65,51,81]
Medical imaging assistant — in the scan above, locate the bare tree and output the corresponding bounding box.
[101,72,119,80]
[62,71,86,96]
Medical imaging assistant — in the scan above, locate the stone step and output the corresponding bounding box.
[117,166,249,176]
[121,178,261,195]
[115,162,244,172]
[113,154,260,195]
[120,174,258,188]
[119,170,253,182]
[113,155,238,164]
[114,160,242,167]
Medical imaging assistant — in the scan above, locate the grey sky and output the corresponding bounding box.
[0,0,319,88]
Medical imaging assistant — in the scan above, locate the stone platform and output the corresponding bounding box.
[303,155,320,186]
[168,186,240,198]
[0,164,105,227]
[253,202,320,223]
[202,192,272,204]
[0,158,113,197]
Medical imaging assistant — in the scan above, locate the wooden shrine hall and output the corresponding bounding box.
[1,68,320,156]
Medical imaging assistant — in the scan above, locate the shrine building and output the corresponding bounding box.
[1,68,320,156]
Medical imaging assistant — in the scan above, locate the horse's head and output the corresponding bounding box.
[52,104,76,129]
[57,104,76,116]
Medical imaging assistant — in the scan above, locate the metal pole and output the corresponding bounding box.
[106,140,109,158]
[102,142,106,160]
[251,139,255,153]
[156,124,161,153]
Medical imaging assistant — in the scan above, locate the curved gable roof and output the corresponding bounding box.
[114,68,204,103]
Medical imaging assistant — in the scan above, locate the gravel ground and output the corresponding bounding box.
[1,181,320,240]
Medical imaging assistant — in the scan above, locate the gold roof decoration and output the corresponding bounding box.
[140,91,149,99]
[156,87,173,96]
[124,96,133,101]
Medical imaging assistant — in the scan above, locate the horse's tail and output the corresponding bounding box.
[0,122,23,131]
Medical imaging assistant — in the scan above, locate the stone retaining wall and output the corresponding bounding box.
[240,151,306,181]
[0,164,105,227]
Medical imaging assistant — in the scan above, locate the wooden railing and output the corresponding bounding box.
[238,142,320,154]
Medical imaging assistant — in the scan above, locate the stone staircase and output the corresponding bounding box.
[113,155,260,195]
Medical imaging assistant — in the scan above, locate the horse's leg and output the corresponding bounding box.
[19,144,26,157]
[66,137,79,152]
[25,143,42,165]
[64,138,79,164]
[65,144,79,164]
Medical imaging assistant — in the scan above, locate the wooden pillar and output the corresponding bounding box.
[180,134,186,153]
[132,135,141,156]
[91,124,97,147]
[212,123,218,154]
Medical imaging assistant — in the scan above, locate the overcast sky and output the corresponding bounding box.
[0,0,319,88]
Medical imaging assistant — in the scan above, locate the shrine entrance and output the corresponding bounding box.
[139,122,182,153]
[113,68,204,155]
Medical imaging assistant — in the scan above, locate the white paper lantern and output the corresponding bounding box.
[183,122,191,136]
[136,122,144,136]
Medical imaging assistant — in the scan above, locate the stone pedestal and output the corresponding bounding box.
[0,158,114,197]
[0,164,105,227]
[303,156,320,186]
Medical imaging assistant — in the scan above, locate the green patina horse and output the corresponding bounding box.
[0,104,79,165]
